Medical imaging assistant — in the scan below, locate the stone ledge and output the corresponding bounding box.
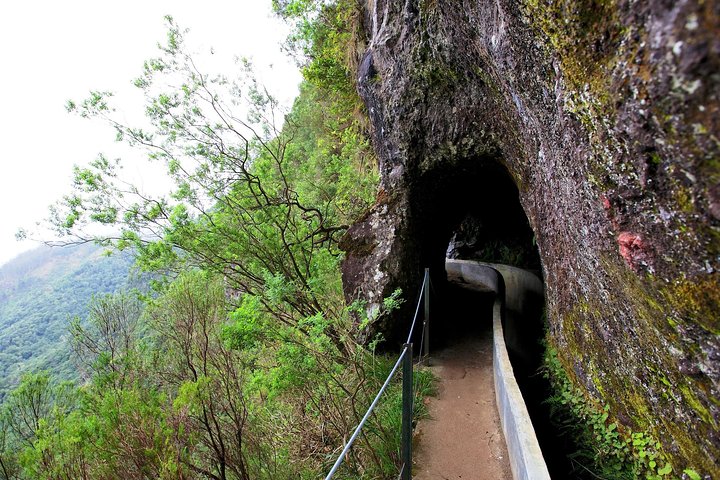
[493,298,550,480]
[446,259,550,480]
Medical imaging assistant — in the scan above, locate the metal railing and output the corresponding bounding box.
[325,268,431,480]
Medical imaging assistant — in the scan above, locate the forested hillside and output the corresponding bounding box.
[0,244,137,399]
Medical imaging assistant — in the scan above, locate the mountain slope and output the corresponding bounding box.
[0,244,137,399]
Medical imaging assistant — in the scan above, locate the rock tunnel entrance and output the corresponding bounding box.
[408,159,580,477]
[410,159,540,285]
[409,158,541,345]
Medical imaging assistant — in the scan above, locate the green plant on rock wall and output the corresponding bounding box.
[543,346,704,480]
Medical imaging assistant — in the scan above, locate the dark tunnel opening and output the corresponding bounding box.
[406,159,585,478]
[409,158,541,344]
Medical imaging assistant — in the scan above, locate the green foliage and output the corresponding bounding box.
[0,251,426,479]
[49,16,376,333]
[0,372,81,480]
[543,346,703,480]
[0,244,140,400]
[0,4,435,479]
[274,0,367,120]
[70,292,144,387]
[683,469,702,480]
[0,270,432,478]
[383,288,404,313]
[223,294,266,351]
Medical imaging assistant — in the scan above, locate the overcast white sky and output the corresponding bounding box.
[0,1,302,267]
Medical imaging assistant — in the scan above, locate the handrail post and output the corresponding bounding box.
[423,268,430,358]
[401,343,413,480]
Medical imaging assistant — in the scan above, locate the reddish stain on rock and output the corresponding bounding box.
[601,195,611,211]
[618,232,653,272]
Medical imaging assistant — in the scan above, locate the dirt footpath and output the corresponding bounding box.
[413,329,512,480]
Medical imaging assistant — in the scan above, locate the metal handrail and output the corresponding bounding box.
[406,270,427,344]
[324,345,410,480]
[325,268,430,480]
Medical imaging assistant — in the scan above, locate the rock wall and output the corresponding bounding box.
[340,0,719,473]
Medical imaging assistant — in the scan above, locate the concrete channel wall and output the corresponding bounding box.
[446,259,551,480]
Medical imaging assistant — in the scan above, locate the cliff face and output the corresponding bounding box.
[340,0,719,473]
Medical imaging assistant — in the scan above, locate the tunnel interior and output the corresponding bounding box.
[408,157,583,478]
[409,158,541,346]
[411,159,541,283]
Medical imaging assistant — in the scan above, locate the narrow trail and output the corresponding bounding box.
[413,325,512,480]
